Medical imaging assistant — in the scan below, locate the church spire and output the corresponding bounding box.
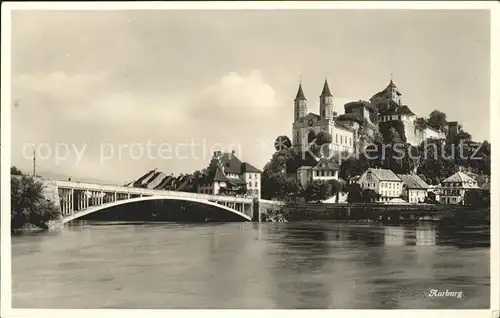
[387,73,396,88]
[295,83,307,100]
[320,78,333,97]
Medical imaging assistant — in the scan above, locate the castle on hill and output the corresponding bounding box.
[292,77,448,154]
[290,77,451,188]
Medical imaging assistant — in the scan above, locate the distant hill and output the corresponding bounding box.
[23,169,120,186]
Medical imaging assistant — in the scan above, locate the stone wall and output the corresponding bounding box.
[254,200,490,223]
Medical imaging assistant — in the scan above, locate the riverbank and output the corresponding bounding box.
[256,200,490,224]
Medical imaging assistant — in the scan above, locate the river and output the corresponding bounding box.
[11,221,490,309]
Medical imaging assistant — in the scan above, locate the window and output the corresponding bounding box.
[255,182,259,187]
[336,134,338,143]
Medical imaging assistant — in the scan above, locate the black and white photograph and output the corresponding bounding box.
[1,1,499,316]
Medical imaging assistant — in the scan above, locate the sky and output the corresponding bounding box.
[10,9,491,184]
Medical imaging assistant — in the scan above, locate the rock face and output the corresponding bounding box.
[41,180,62,214]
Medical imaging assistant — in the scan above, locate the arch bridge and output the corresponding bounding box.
[42,180,254,224]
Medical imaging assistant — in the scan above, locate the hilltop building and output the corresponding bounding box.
[291,79,356,156]
[369,79,445,146]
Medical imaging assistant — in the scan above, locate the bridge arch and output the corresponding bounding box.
[62,195,252,224]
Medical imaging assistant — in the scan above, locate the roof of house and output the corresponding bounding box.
[214,153,261,174]
[365,168,402,182]
[227,178,247,186]
[397,174,430,189]
[442,171,477,183]
[241,162,261,173]
[396,105,415,115]
[146,172,166,189]
[153,175,174,190]
[133,169,156,186]
[213,166,230,182]
[312,157,340,170]
[344,100,377,111]
[334,121,355,132]
[377,102,415,116]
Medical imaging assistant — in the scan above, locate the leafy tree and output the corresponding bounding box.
[415,117,427,131]
[361,189,380,203]
[283,177,302,200]
[427,110,447,131]
[346,183,363,203]
[303,180,332,202]
[261,171,287,200]
[463,189,489,208]
[315,131,333,146]
[11,166,23,176]
[328,179,343,195]
[11,173,60,230]
[274,135,292,151]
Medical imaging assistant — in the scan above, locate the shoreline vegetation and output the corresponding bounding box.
[10,167,61,232]
[257,200,490,224]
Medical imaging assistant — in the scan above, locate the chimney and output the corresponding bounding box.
[213,151,222,160]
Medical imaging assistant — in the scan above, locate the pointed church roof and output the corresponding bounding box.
[295,84,307,100]
[320,79,333,97]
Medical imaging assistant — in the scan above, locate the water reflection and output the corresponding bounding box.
[11,221,490,309]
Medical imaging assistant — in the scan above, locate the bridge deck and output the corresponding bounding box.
[45,179,253,204]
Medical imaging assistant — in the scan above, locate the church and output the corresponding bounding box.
[291,79,356,156]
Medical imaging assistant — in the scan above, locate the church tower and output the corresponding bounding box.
[387,77,402,105]
[294,83,308,122]
[319,78,334,120]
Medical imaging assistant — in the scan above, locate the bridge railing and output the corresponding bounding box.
[44,179,253,204]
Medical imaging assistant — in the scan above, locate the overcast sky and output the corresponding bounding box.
[10,9,490,184]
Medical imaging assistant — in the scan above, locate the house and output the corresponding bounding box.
[440,171,479,205]
[358,168,403,202]
[296,157,339,189]
[397,174,430,203]
[199,151,262,198]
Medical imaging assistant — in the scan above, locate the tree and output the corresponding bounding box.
[315,131,333,146]
[261,171,287,200]
[415,117,427,131]
[427,110,447,131]
[361,189,380,203]
[11,173,60,230]
[463,189,489,208]
[328,179,343,196]
[11,166,23,176]
[303,180,332,203]
[283,177,302,200]
[346,183,363,203]
[274,135,292,151]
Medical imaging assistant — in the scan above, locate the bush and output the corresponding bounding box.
[11,173,60,230]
